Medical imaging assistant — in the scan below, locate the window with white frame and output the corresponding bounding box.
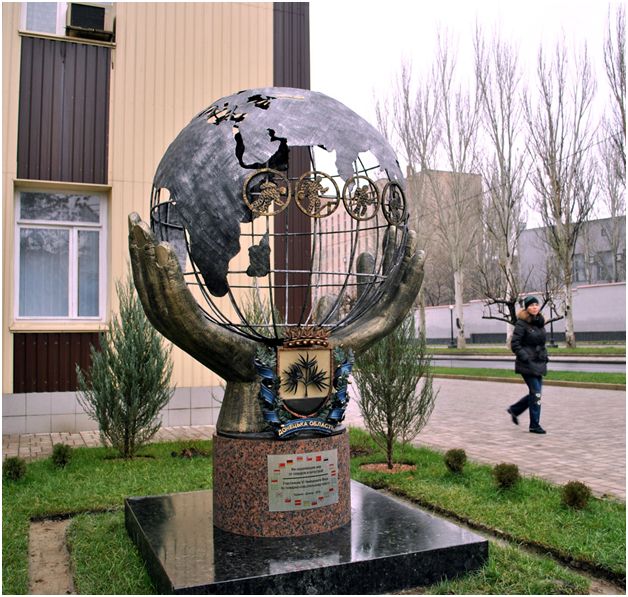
[16,190,107,319]
[21,2,68,36]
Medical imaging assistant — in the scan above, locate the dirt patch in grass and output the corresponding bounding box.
[360,463,416,474]
[29,519,74,594]
[350,447,373,458]
[171,447,211,458]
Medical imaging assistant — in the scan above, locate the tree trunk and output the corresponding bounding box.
[564,281,576,348]
[453,269,466,348]
[387,433,394,469]
[418,289,427,340]
[504,259,515,348]
[505,322,514,349]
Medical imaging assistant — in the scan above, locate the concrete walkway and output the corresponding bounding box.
[345,378,626,500]
[2,379,625,500]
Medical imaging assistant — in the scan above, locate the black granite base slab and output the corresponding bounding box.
[125,481,488,594]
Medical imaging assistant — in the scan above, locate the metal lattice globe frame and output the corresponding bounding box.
[149,150,408,345]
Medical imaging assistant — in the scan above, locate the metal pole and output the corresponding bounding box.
[548,304,558,348]
[448,305,455,349]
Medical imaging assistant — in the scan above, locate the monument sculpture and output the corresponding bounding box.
[126,88,487,592]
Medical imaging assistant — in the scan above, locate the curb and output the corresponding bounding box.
[432,374,625,391]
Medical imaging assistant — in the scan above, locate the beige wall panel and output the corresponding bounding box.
[2,4,22,392]
[109,2,274,389]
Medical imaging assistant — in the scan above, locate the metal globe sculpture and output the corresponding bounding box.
[128,87,424,434]
[149,87,409,341]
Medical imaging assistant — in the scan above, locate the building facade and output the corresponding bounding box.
[518,216,626,290]
[3,2,310,433]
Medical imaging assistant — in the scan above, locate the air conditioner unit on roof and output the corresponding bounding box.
[66,2,115,42]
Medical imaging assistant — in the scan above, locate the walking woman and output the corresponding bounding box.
[507,296,549,434]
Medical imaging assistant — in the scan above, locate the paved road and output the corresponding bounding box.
[3,379,625,500]
[345,378,626,500]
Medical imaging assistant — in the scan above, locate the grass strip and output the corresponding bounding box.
[425,542,589,594]
[430,346,625,357]
[2,440,213,595]
[67,511,155,594]
[431,366,626,385]
[349,428,626,584]
[66,511,589,595]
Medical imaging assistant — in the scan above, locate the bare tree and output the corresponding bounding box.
[599,4,627,282]
[599,135,626,282]
[430,34,483,348]
[376,62,443,336]
[420,236,454,306]
[379,34,489,348]
[603,3,626,184]
[474,29,529,347]
[523,42,597,348]
[376,60,442,338]
[479,259,565,332]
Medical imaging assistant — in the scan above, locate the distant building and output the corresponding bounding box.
[518,216,626,291]
[406,169,483,306]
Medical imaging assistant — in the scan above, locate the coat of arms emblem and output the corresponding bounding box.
[254,328,353,438]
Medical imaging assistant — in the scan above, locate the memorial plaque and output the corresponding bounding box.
[268,449,338,512]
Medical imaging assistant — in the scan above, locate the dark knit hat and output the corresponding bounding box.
[524,296,539,309]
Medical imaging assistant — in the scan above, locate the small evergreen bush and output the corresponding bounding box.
[493,462,520,488]
[3,457,26,481]
[444,448,467,473]
[51,443,72,468]
[77,274,174,458]
[353,317,438,469]
[562,481,592,510]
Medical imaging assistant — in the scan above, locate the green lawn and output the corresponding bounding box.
[349,428,625,582]
[425,542,588,595]
[430,346,625,356]
[431,366,626,385]
[3,434,624,594]
[3,441,213,594]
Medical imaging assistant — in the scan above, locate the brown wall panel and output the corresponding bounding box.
[13,332,100,393]
[273,2,310,90]
[273,2,311,324]
[17,36,110,183]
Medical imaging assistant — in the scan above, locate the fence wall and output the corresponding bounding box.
[421,282,626,343]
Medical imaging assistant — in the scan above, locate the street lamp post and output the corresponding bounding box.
[548,304,558,348]
[448,304,456,349]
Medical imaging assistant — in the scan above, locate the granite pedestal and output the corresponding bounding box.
[213,431,350,536]
[125,481,488,594]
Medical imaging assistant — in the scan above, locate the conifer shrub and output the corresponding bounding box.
[444,448,467,473]
[493,462,520,489]
[3,457,27,481]
[353,318,438,470]
[51,443,72,468]
[77,275,174,459]
[562,481,592,510]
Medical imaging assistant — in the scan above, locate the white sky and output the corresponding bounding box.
[311,0,618,127]
[310,0,621,226]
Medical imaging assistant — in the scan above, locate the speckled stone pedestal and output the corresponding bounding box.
[212,431,351,537]
[125,481,488,594]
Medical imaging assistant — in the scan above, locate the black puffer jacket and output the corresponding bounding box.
[511,310,548,377]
